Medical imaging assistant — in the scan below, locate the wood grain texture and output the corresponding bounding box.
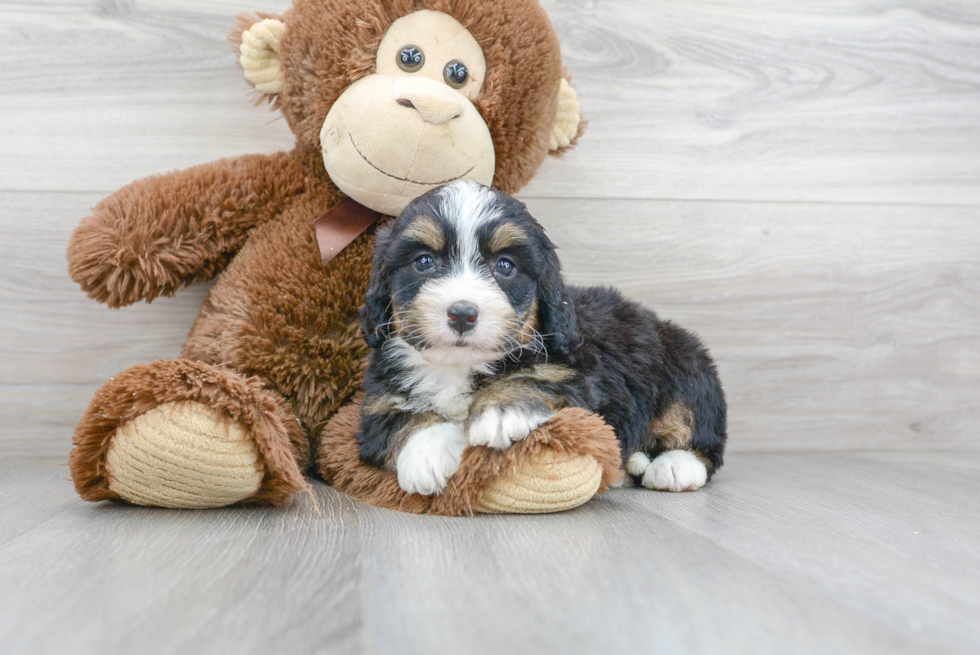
[2,1,978,453]
[2,1,979,203]
[2,452,978,654]
[0,457,363,655]
[3,2,979,653]
[530,0,980,204]
[525,197,980,451]
[4,191,977,453]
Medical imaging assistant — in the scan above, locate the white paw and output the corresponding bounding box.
[396,422,467,496]
[626,451,651,477]
[640,450,708,492]
[467,406,554,450]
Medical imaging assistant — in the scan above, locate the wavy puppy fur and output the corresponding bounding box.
[354,182,728,497]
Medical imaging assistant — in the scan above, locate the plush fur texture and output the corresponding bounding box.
[67,0,603,511]
[69,359,308,506]
[354,183,727,493]
[68,152,308,308]
[318,399,622,515]
[231,0,575,194]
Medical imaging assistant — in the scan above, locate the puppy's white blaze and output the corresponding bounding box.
[387,182,521,423]
[626,451,651,477]
[396,422,467,495]
[438,180,503,273]
[414,267,516,354]
[467,406,555,450]
[641,450,708,492]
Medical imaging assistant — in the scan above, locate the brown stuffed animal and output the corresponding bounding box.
[66,0,623,514]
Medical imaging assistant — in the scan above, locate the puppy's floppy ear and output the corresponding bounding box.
[537,241,582,358]
[359,226,395,348]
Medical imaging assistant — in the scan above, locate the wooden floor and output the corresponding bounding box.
[2,451,979,654]
[2,0,979,653]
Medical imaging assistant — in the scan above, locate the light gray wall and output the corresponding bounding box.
[2,0,978,456]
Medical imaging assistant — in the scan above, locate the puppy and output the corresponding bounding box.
[357,181,727,496]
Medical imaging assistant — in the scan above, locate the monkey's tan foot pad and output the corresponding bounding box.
[317,398,623,516]
[475,450,604,514]
[70,359,308,508]
[104,401,264,508]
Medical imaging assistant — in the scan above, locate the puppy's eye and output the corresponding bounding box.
[494,258,516,277]
[443,60,468,88]
[414,254,436,272]
[398,46,425,72]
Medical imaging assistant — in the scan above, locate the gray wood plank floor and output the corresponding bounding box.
[2,0,979,653]
[2,452,978,655]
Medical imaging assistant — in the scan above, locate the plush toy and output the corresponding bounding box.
[67,0,623,514]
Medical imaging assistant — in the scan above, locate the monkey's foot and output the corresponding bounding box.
[104,401,264,508]
[475,448,605,514]
[70,359,308,508]
[318,400,623,515]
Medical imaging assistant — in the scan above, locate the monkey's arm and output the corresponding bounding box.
[68,151,308,308]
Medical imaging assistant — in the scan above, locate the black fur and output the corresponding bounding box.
[552,286,727,472]
[356,183,727,483]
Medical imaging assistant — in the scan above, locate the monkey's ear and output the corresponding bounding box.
[231,15,286,95]
[549,79,583,152]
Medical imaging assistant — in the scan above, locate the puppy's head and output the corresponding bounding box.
[360,181,580,365]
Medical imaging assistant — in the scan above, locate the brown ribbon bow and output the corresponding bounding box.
[314,198,383,266]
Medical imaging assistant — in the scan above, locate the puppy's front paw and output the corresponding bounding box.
[467,406,554,450]
[396,423,467,496]
[635,450,707,492]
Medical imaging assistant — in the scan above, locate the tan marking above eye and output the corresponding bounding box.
[489,222,529,252]
[402,216,446,251]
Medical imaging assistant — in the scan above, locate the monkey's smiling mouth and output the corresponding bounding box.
[349,134,474,186]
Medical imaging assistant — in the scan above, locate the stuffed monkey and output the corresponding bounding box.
[67,0,622,514]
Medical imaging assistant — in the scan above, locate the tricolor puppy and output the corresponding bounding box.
[357,181,727,495]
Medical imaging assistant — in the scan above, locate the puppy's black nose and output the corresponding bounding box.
[447,301,479,335]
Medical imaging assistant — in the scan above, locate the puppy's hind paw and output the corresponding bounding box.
[396,423,467,496]
[467,406,554,450]
[639,450,707,492]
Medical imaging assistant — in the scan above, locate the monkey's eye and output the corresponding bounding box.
[414,254,436,272]
[443,60,468,88]
[494,258,516,278]
[397,46,425,72]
